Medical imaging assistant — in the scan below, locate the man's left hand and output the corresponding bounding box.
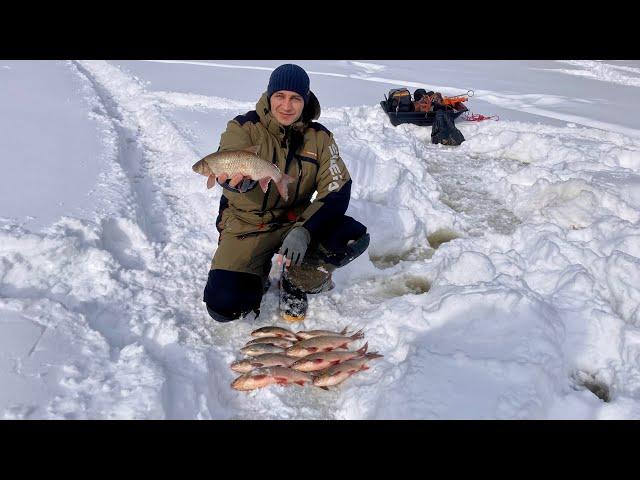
[277,227,311,268]
[211,173,249,188]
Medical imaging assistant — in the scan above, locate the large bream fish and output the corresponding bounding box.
[289,343,383,372]
[230,354,298,374]
[231,367,314,391]
[191,146,294,200]
[250,326,299,342]
[312,356,381,388]
[285,329,365,358]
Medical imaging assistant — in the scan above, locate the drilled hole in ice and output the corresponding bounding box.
[427,229,460,250]
[571,370,611,403]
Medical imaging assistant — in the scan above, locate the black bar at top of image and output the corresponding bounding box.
[1,8,637,59]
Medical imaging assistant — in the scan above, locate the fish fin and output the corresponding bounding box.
[241,145,260,155]
[313,359,325,364]
[319,386,330,391]
[207,175,217,189]
[360,365,370,371]
[330,359,341,365]
[258,177,270,193]
[350,328,365,340]
[295,380,306,386]
[274,174,295,201]
[365,352,384,359]
[357,342,369,356]
[274,376,289,384]
[340,326,349,336]
[252,374,267,380]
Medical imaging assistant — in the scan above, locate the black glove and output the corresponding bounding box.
[279,227,311,266]
[218,177,258,193]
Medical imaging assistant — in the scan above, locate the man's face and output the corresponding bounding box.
[270,90,305,126]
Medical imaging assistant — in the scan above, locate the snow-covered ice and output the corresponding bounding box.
[1,59,640,419]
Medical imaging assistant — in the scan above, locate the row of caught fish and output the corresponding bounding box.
[250,325,353,342]
[230,326,383,391]
[240,327,364,357]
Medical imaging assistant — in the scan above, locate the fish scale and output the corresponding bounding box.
[204,151,281,179]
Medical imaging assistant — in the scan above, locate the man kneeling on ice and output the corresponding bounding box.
[196,64,370,323]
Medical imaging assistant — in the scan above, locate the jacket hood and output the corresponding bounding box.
[256,91,321,138]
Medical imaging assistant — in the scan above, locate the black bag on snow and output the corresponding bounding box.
[431,109,465,146]
[387,88,414,113]
[414,88,429,102]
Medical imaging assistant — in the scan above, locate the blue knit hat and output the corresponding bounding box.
[267,64,310,104]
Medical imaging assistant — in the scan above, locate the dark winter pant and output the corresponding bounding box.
[203,215,369,322]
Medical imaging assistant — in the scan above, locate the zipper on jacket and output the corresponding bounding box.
[259,149,276,219]
[272,141,295,211]
[292,155,303,206]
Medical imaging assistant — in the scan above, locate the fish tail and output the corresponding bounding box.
[356,342,369,356]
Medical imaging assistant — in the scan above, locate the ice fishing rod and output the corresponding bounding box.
[462,112,499,122]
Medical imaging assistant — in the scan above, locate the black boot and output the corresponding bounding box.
[279,274,308,323]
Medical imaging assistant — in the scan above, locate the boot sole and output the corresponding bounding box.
[281,313,306,323]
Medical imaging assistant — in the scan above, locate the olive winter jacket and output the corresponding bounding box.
[213,91,352,238]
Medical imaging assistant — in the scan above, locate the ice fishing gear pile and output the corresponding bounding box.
[230,326,383,391]
[380,87,499,146]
